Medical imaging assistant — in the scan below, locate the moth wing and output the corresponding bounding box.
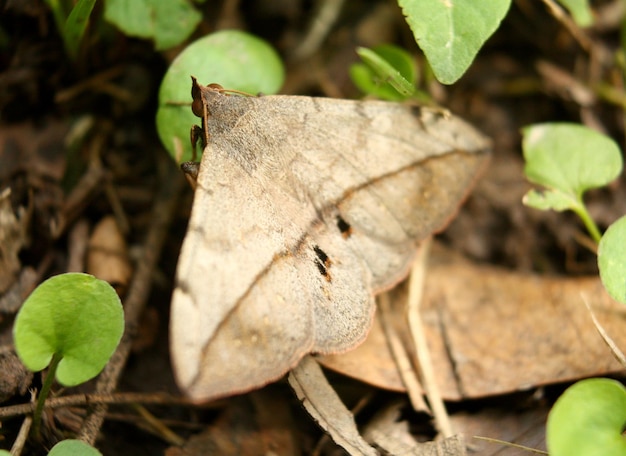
[256,96,489,350]
[170,138,375,401]
[170,92,490,402]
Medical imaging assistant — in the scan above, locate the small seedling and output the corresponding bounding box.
[13,273,124,437]
[522,122,626,455]
[522,122,623,243]
[43,0,97,59]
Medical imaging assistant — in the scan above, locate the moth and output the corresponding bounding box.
[170,77,490,402]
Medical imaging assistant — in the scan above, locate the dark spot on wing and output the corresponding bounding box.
[410,105,423,117]
[313,245,332,282]
[336,215,352,239]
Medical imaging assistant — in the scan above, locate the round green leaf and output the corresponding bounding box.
[523,123,623,199]
[14,273,124,387]
[599,215,626,304]
[547,378,626,456]
[156,30,285,163]
[398,0,511,84]
[104,0,201,50]
[48,439,102,456]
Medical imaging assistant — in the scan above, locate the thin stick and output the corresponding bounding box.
[290,0,346,61]
[131,403,185,446]
[473,435,549,455]
[539,0,593,51]
[10,416,32,456]
[377,293,429,412]
[10,391,35,456]
[406,237,453,437]
[0,392,200,419]
[582,293,626,368]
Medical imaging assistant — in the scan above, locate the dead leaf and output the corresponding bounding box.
[426,244,626,399]
[170,79,490,402]
[288,355,378,456]
[87,215,132,295]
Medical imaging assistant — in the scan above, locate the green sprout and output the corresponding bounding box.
[13,273,124,437]
[43,0,97,59]
[522,123,623,244]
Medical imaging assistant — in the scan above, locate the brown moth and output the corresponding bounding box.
[171,78,490,402]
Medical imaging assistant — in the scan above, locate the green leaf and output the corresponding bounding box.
[156,30,285,163]
[63,0,97,59]
[522,123,622,242]
[104,0,201,50]
[14,273,124,387]
[598,215,626,304]
[398,0,511,84]
[351,45,416,101]
[523,123,623,199]
[558,0,594,27]
[48,439,103,456]
[547,378,626,456]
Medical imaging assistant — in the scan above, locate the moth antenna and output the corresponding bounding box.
[206,83,255,98]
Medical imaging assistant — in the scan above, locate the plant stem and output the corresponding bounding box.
[32,352,62,438]
[573,202,602,244]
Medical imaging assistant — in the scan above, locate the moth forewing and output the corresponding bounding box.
[170,80,490,402]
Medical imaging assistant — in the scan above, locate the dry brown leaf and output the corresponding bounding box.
[426,244,626,399]
[87,215,132,295]
[288,356,378,456]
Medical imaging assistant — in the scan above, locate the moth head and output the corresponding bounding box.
[190,76,205,118]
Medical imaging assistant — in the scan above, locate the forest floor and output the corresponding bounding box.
[1,0,626,455]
